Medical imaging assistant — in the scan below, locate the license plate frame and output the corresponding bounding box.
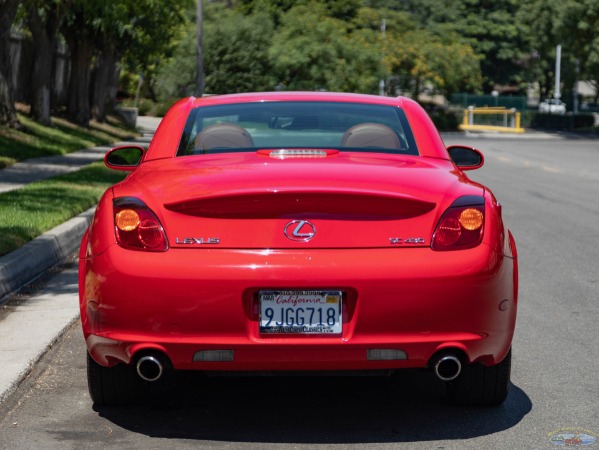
[259,290,342,334]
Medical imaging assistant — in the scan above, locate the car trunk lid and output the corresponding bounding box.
[118,152,483,249]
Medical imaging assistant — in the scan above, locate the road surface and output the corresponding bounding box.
[0,135,597,449]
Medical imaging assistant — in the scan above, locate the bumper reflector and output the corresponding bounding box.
[193,350,234,362]
[367,349,407,361]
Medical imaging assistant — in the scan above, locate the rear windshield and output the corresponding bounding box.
[176,101,418,156]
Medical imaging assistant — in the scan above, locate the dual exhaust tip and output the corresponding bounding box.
[433,354,462,381]
[136,355,165,382]
[135,351,463,382]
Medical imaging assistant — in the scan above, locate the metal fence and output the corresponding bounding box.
[451,93,527,112]
[459,107,524,133]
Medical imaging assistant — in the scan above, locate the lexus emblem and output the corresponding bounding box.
[284,220,316,242]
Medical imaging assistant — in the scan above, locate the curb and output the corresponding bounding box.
[0,207,95,304]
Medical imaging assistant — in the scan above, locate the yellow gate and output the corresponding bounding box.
[459,107,525,133]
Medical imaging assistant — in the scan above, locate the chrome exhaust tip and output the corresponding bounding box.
[136,355,164,382]
[434,355,462,381]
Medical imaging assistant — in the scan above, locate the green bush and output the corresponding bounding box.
[528,113,595,130]
[421,103,461,131]
[134,99,155,117]
[148,99,178,118]
[119,98,177,118]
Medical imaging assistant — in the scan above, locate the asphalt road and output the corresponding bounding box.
[0,135,598,449]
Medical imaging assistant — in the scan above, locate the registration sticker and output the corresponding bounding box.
[259,290,342,334]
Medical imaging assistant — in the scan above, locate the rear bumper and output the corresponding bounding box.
[80,244,517,371]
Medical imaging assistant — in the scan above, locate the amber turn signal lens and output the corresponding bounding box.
[459,208,484,231]
[115,209,140,231]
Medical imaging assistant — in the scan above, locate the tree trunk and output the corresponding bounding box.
[0,0,20,128]
[92,47,117,123]
[66,36,93,126]
[146,82,159,103]
[412,77,421,101]
[27,3,59,126]
[106,61,120,108]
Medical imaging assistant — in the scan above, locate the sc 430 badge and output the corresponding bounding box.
[389,237,426,245]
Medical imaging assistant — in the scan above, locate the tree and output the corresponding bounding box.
[24,0,61,126]
[90,1,190,122]
[351,7,414,94]
[205,8,275,93]
[384,0,534,93]
[557,0,599,104]
[0,0,21,128]
[154,26,197,99]
[89,1,128,123]
[58,0,190,125]
[352,7,481,97]
[156,5,275,97]
[366,0,467,25]
[516,0,563,99]
[383,26,482,98]
[60,0,99,126]
[269,3,378,92]
[236,0,302,24]
[119,0,191,102]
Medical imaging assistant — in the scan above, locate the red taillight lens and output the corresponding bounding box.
[432,205,484,251]
[138,219,164,248]
[434,217,461,248]
[113,198,168,252]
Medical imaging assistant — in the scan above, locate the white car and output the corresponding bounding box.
[539,99,566,115]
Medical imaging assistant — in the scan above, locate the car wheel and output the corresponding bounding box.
[446,348,511,406]
[87,352,143,406]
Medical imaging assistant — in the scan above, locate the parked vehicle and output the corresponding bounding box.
[80,92,518,407]
[539,98,566,115]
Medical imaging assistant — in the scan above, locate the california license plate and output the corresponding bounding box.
[259,290,342,334]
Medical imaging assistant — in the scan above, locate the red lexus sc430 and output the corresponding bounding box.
[79,92,518,406]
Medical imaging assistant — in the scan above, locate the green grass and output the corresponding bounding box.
[0,162,127,256]
[0,113,138,169]
[0,111,138,255]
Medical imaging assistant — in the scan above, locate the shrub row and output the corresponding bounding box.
[524,112,596,130]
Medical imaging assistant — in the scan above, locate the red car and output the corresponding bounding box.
[79,92,518,406]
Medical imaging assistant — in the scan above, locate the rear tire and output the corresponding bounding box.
[87,353,143,406]
[446,348,511,406]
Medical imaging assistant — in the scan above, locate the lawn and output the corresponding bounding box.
[0,110,137,255]
[0,162,127,256]
[0,112,138,169]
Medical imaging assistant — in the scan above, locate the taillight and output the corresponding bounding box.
[113,197,168,251]
[431,204,484,251]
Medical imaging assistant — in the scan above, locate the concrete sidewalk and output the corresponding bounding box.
[0,266,80,405]
[0,140,148,194]
[0,116,161,404]
[0,116,160,194]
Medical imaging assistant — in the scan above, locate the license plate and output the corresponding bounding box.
[259,290,342,334]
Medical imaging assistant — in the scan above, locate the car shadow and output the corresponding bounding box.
[95,370,532,444]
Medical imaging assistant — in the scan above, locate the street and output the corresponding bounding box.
[0,135,598,449]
